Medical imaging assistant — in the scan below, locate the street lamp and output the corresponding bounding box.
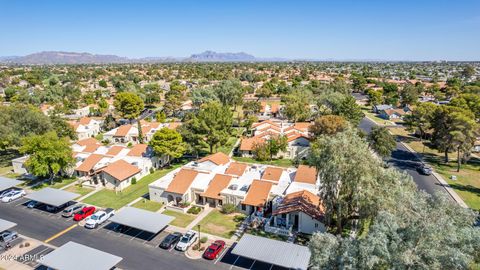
[197,224,201,247]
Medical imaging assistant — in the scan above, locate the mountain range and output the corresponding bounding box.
[0,51,281,65]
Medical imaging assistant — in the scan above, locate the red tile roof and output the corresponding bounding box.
[166,169,199,195]
[199,152,230,166]
[76,154,105,172]
[202,174,232,199]
[102,160,141,182]
[243,180,273,207]
[261,167,284,182]
[294,165,317,185]
[273,190,324,220]
[225,162,248,177]
[127,144,148,157]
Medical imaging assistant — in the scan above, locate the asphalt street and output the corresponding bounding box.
[359,117,446,195]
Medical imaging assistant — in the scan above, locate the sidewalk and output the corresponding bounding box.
[76,187,104,202]
[185,207,213,230]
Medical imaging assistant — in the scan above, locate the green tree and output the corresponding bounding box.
[163,81,186,116]
[367,126,396,159]
[461,65,476,79]
[20,132,74,182]
[50,115,77,140]
[214,80,245,110]
[113,92,144,120]
[400,83,420,106]
[334,95,364,126]
[308,128,381,234]
[149,128,186,166]
[99,79,108,88]
[367,89,383,106]
[282,89,312,122]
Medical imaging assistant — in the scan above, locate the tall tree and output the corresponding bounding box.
[367,126,396,159]
[309,115,348,137]
[20,132,74,182]
[214,80,245,110]
[149,128,186,166]
[113,92,144,120]
[282,89,312,122]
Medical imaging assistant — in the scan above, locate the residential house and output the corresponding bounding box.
[379,108,409,120]
[68,117,102,140]
[373,104,393,113]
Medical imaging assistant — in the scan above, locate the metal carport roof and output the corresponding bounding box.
[0,218,17,232]
[25,187,79,207]
[0,177,23,191]
[231,234,311,270]
[38,241,122,270]
[109,206,174,234]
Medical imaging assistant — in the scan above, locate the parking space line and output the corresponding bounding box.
[214,247,228,264]
[130,230,144,241]
[249,260,256,270]
[44,224,78,243]
[230,255,240,270]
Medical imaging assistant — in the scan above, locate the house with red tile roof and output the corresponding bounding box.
[68,117,103,140]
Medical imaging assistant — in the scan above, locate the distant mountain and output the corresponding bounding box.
[2,51,130,65]
[0,50,290,64]
[188,51,256,62]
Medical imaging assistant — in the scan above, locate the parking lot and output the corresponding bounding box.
[1,196,289,270]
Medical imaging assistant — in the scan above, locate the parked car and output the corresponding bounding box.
[159,232,182,249]
[203,240,226,260]
[84,208,115,229]
[1,189,25,203]
[417,164,433,175]
[0,189,13,199]
[62,204,84,218]
[175,230,198,251]
[0,230,18,243]
[73,206,96,221]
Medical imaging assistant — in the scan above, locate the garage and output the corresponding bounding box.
[38,241,122,270]
[107,207,174,241]
[0,177,23,192]
[25,187,79,211]
[231,234,311,270]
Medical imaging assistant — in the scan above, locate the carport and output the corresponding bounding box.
[38,241,122,270]
[109,206,174,234]
[25,187,79,208]
[0,177,23,192]
[0,218,16,232]
[231,234,311,270]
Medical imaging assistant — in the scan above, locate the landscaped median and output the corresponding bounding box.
[82,165,180,209]
[388,126,480,211]
[197,210,245,239]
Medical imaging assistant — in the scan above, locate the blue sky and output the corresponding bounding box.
[1,0,479,60]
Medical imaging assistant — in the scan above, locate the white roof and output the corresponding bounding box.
[190,172,215,191]
[0,177,23,191]
[25,187,79,207]
[109,207,174,234]
[232,234,311,270]
[0,218,16,232]
[39,241,122,270]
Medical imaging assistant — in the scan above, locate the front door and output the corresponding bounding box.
[294,214,299,229]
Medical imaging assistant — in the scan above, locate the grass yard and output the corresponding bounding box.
[0,166,13,176]
[389,126,480,210]
[218,136,239,155]
[197,210,245,239]
[361,106,394,126]
[232,156,293,168]
[28,177,78,190]
[64,185,94,199]
[133,199,164,212]
[162,210,196,228]
[83,165,181,209]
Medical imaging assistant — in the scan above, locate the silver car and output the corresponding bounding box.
[62,204,84,217]
[0,230,18,243]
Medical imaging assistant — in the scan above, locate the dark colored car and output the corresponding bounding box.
[159,232,182,249]
[73,206,96,221]
[203,240,226,260]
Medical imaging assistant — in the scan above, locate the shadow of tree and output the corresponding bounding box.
[448,183,480,197]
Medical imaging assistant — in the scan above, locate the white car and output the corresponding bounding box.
[84,208,115,229]
[0,190,13,199]
[175,230,198,251]
[1,190,26,203]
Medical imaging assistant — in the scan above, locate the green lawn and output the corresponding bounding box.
[0,166,13,176]
[29,177,78,190]
[162,210,197,228]
[361,106,395,126]
[218,137,239,155]
[82,166,180,209]
[132,199,164,212]
[232,156,293,168]
[197,210,245,238]
[64,185,94,199]
[389,127,480,210]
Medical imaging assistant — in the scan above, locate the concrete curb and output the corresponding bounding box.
[399,141,469,208]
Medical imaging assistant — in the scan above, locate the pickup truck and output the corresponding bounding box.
[84,208,115,229]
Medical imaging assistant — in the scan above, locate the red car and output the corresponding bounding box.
[73,206,96,221]
[203,240,225,260]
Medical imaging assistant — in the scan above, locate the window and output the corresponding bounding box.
[241,204,246,211]
[315,223,318,228]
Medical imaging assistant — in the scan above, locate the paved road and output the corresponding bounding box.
[359,118,445,195]
[0,198,229,270]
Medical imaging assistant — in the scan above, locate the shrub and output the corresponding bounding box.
[131,177,137,185]
[234,215,246,223]
[127,142,133,148]
[221,203,236,214]
[149,167,155,174]
[200,236,208,243]
[187,206,201,215]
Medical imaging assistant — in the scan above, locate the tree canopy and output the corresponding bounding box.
[113,91,144,120]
